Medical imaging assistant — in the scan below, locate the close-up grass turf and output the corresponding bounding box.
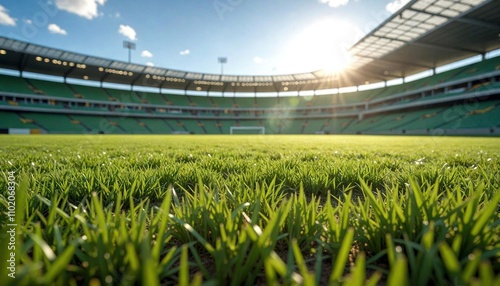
[0,135,499,285]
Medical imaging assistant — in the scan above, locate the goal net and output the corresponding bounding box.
[229,126,265,135]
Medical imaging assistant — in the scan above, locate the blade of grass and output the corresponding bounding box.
[329,227,354,283]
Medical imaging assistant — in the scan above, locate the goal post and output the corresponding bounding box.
[229,126,265,135]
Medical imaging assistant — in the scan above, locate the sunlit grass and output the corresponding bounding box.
[0,135,499,285]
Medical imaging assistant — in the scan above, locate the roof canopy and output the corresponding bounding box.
[0,0,498,93]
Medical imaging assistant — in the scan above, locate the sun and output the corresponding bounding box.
[282,19,361,73]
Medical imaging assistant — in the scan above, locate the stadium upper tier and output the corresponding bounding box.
[1,53,499,135]
[1,55,499,110]
[0,0,499,93]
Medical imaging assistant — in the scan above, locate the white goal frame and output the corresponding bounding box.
[229,126,265,134]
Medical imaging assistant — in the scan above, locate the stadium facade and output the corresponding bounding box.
[0,0,499,135]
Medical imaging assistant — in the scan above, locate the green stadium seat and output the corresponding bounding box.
[233,97,257,108]
[0,75,35,94]
[0,111,40,129]
[70,84,109,101]
[164,94,191,106]
[27,79,75,99]
[19,112,83,134]
[211,96,235,108]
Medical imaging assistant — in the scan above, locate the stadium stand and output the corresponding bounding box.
[0,75,34,94]
[0,52,499,135]
[1,0,499,135]
[0,111,40,130]
[234,97,257,108]
[70,84,110,101]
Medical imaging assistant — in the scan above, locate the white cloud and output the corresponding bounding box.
[55,0,106,20]
[180,49,190,56]
[119,24,137,41]
[319,0,349,8]
[141,50,153,58]
[0,5,16,26]
[23,19,33,25]
[386,0,410,14]
[253,56,264,64]
[146,62,155,67]
[48,23,68,35]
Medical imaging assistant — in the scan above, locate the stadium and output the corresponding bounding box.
[0,1,499,135]
[1,0,500,285]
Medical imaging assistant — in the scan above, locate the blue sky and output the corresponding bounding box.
[0,0,409,75]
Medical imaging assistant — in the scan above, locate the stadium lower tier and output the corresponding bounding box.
[1,98,499,135]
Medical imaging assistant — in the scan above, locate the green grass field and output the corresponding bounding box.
[1,135,499,285]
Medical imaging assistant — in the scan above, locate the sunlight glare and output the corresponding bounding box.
[282,18,361,73]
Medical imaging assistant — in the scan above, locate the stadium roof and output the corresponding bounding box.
[0,0,499,93]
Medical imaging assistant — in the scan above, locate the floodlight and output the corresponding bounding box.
[123,41,136,63]
[218,57,227,74]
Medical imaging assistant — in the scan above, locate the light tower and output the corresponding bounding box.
[218,57,227,75]
[123,41,136,63]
